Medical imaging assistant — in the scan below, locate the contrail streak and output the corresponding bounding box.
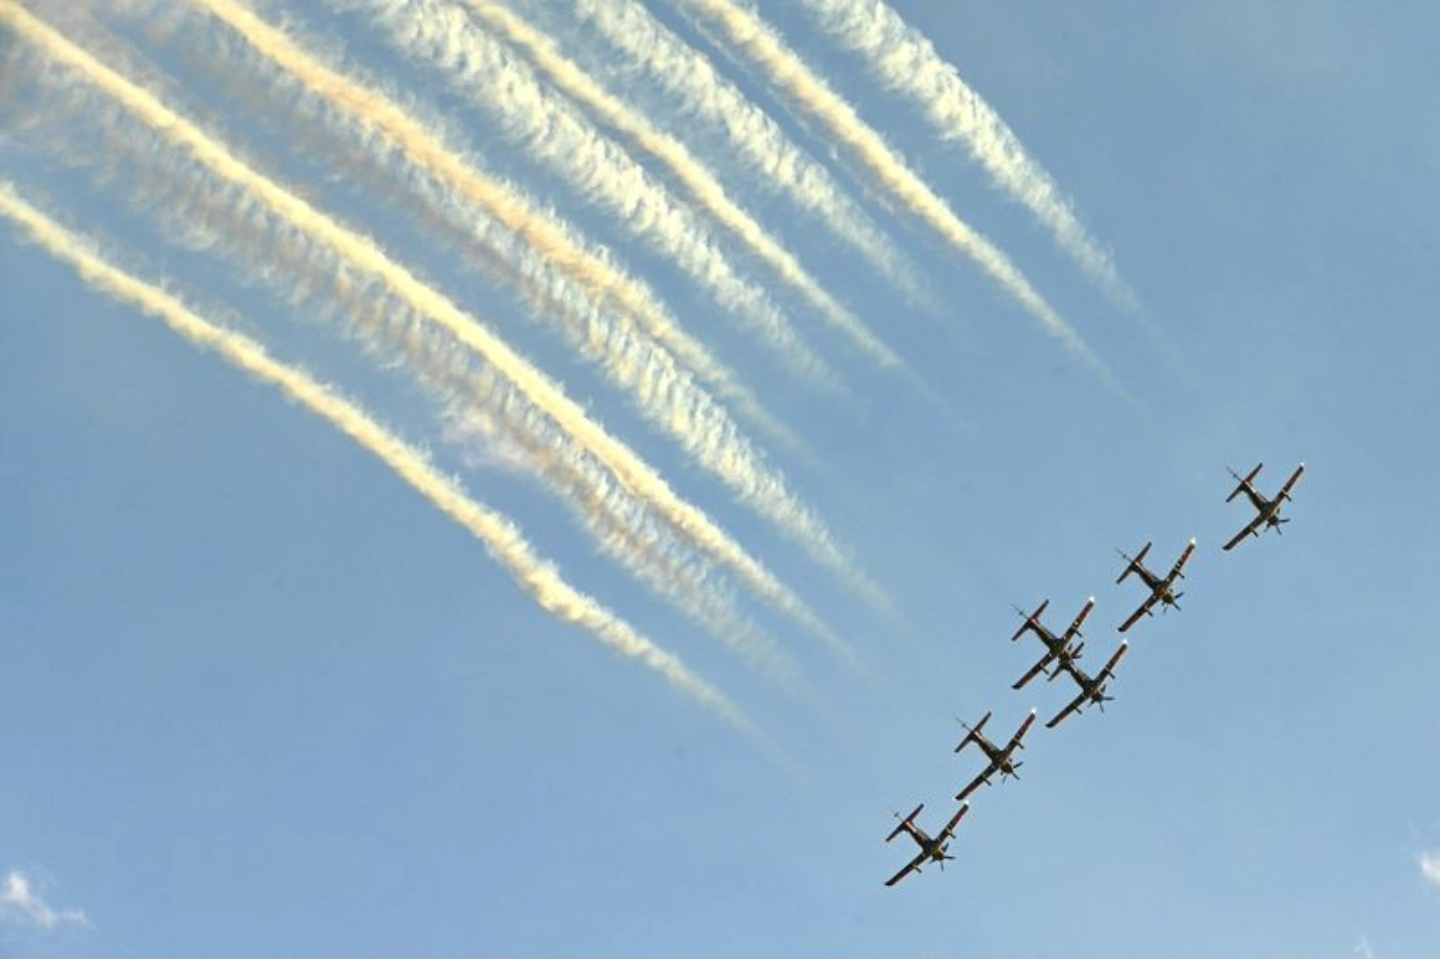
[178,0,799,449]
[0,180,762,740]
[441,400,799,683]
[675,0,1120,388]
[568,0,926,307]
[326,0,835,387]
[0,1,852,650]
[796,0,1137,311]
[178,0,885,627]
[67,114,796,678]
[448,0,899,369]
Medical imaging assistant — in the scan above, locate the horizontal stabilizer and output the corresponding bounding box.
[887,804,923,843]
[954,711,992,752]
[1116,543,1150,583]
[1011,599,1048,641]
[1228,463,1263,502]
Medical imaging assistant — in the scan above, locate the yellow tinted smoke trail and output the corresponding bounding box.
[458,0,899,368]
[181,0,878,633]
[0,181,760,739]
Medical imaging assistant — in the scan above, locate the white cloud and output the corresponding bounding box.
[1421,851,1440,889]
[1354,935,1377,959]
[0,871,88,929]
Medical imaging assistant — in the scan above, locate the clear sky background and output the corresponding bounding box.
[2,1,1438,956]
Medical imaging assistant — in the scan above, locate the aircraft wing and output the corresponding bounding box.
[1012,652,1054,690]
[1005,710,1038,753]
[1167,540,1197,582]
[1063,597,1096,642]
[1279,463,1306,500]
[1094,641,1130,684]
[885,850,928,887]
[1045,689,1089,729]
[1223,514,1264,551]
[1118,593,1157,632]
[954,769,991,802]
[936,802,971,843]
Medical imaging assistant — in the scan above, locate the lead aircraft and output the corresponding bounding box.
[953,709,1038,801]
[1115,538,1197,632]
[884,802,971,887]
[1223,462,1305,550]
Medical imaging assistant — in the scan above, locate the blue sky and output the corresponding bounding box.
[2,1,1438,956]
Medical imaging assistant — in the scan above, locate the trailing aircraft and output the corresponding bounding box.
[884,802,971,887]
[953,709,1038,801]
[1010,597,1092,689]
[1223,462,1305,551]
[1115,538,1196,632]
[1046,641,1129,729]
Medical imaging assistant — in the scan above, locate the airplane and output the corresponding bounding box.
[884,802,971,887]
[953,709,1038,801]
[1115,538,1197,632]
[1223,462,1305,551]
[1010,596,1093,690]
[1046,641,1129,729]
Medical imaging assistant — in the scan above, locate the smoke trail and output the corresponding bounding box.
[179,0,889,616]
[443,0,898,370]
[0,0,854,652]
[0,180,763,740]
[567,0,926,308]
[205,0,835,391]
[676,0,1121,390]
[796,0,1138,311]
[168,1,801,451]
[86,113,797,678]
[311,0,835,389]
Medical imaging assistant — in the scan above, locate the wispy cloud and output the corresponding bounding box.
[1,871,87,930]
[1420,850,1440,889]
[1354,935,1377,959]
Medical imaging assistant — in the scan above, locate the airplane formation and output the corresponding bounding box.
[884,463,1305,887]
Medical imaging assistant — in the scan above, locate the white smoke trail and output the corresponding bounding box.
[176,0,887,623]
[143,0,801,458]
[324,0,833,386]
[0,1,856,651]
[796,0,1137,311]
[566,0,926,308]
[34,80,819,681]
[675,0,1122,391]
[446,0,899,370]
[0,179,764,740]
[122,132,799,677]
[441,402,799,683]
